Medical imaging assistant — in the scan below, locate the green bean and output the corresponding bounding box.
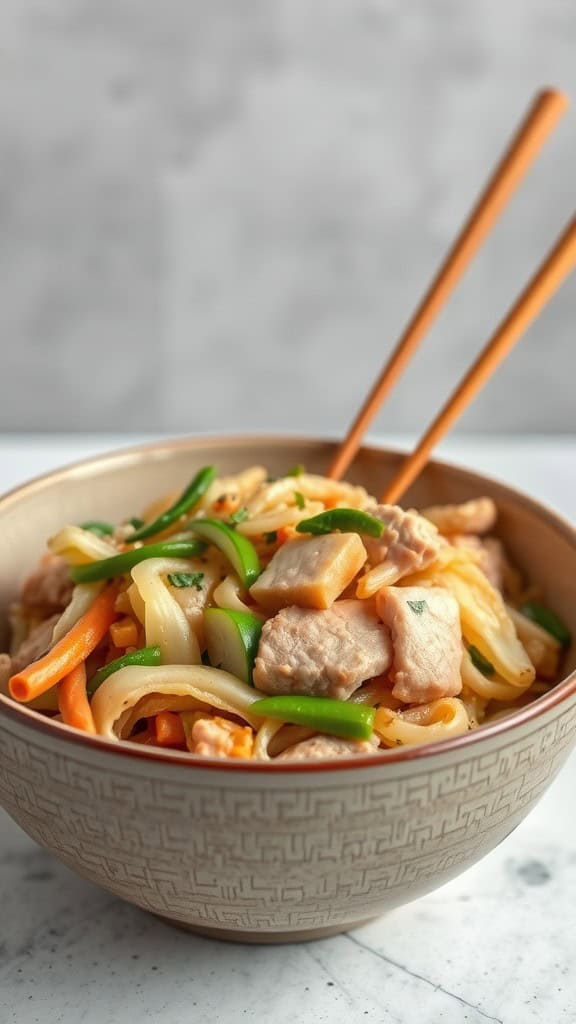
[250,695,375,740]
[129,466,216,542]
[88,646,162,696]
[70,540,207,583]
[296,508,385,539]
[520,601,571,647]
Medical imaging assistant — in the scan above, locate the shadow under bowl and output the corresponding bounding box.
[0,436,575,943]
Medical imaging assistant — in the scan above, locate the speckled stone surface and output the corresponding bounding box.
[0,435,575,1023]
[0,1,575,435]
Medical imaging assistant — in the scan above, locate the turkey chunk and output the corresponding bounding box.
[187,716,254,759]
[422,497,497,536]
[276,734,380,761]
[253,600,392,700]
[250,533,366,612]
[375,586,461,704]
[448,535,506,591]
[10,615,60,674]
[21,555,73,614]
[363,505,441,584]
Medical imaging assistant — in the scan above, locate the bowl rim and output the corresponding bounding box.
[1,432,575,775]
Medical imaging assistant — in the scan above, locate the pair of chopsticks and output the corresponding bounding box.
[328,88,575,503]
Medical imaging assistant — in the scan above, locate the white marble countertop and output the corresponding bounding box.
[1,434,575,1024]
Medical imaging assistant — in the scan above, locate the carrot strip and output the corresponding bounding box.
[9,583,118,703]
[58,663,96,734]
[154,711,186,748]
[109,616,138,649]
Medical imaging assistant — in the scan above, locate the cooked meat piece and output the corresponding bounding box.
[0,653,11,690]
[422,497,497,535]
[253,600,392,700]
[250,533,367,612]
[9,614,60,674]
[168,559,222,649]
[448,534,505,590]
[21,555,73,614]
[276,734,380,761]
[363,505,441,584]
[375,586,461,704]
[188,716,253,759]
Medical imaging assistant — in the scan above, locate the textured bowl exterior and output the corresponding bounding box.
[1,437,575,941]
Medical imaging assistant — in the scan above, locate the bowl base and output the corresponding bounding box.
[155,913,378,944]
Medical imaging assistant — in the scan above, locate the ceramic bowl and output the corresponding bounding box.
[0,436,575,944]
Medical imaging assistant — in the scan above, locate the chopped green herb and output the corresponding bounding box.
[469,645,495,677]
[128,517,145,531]
[294,491,306,510]
[168,571,204,591]
[228,506,249,527]
[264,531,278,544]
[79,521,114,537]
[287,464,305,477]
[407,599,427,615]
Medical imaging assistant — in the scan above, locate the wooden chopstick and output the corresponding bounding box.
[381,215,576,504]
[328,88,569,481]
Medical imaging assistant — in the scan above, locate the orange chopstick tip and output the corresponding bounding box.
[539,87,569,110]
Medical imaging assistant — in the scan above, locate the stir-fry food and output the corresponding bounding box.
[0,466,570,761]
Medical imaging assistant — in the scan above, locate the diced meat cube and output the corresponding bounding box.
[250,533,367,612]
[21,555,73,614]
[276,734,380,761]
[362,505,441,584]
[9,614,60,674]
[375,586,461,704]
[421,497,497,535]
[188,715,254,759]
[253,600,392,700]
[448,534,504,590]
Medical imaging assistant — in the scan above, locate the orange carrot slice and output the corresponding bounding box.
[58,662,96,734]
[9,583,118,703]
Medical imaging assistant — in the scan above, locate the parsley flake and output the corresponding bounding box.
[294,491,306,510]
[264,531,278,544]
[407,599,427,615]
[168,572,204,591]
[287,464,305,477]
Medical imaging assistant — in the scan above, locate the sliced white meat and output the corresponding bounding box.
[375,586,462,704]
[276,734,380,761]
[9,614,60,674]
[363,504,441,583]
[21,555,73,614]
[0,653,11,691]
[448,534,505,590]
[421,497,497,535]
[253,599,392,700]
[250,533,366,612]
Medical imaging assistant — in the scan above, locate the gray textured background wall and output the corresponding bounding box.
[1,0,574,437]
